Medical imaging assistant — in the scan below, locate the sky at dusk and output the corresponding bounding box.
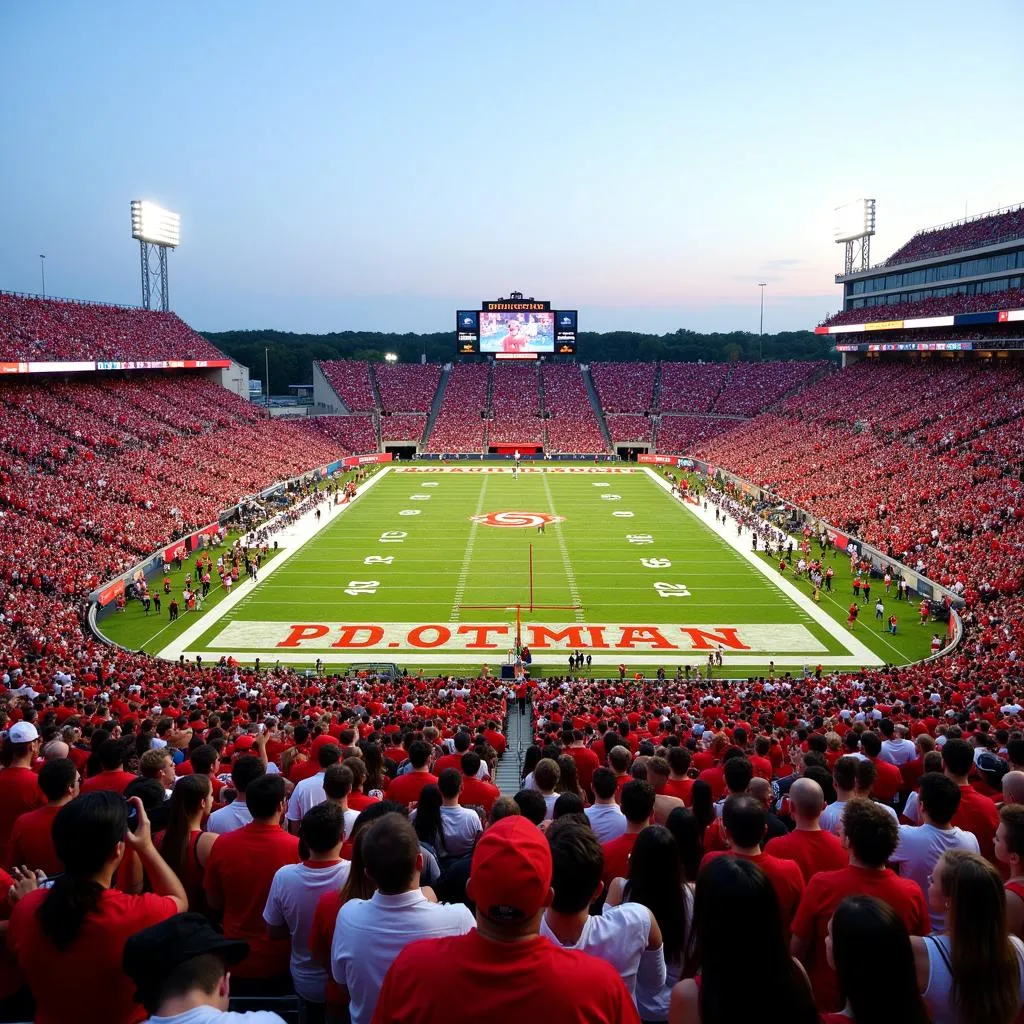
[1,0,1022,337]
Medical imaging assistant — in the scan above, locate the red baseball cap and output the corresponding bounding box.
[233,735,256,752]
[467,816,551,924]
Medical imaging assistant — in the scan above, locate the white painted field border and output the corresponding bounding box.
[156,466,393,661]
[641,467,883,667]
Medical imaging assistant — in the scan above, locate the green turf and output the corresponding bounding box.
[94,464,934,674]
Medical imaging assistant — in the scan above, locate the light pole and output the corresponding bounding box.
[39,255,46,297]
[757,282,767,361]
[264,347,270,407]
[385,352,398,365]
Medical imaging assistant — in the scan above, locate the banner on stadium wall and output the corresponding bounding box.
[96,578,125,607]
[638,454,676,465]
[816,307,1024,336]
[342,452,393,468]
[164,541,188,564]
[188,523,222,550]
[0,362,28,374]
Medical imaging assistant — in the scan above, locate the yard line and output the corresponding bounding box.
[450,475,489,622]
[541,472,585,623]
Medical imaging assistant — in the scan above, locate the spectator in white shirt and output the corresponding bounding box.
[879,720,917,766]
[821,756,898,836]
[286,743,342,834]
[207,757,264,835]
[331,812,475,1024]
[890,772,979,931]
[534,758,561,820]
[586,767,628,843]
[264,802,350,1015]
[435,768,482,856]
[540,817,665,1005]
[322,763,360,839]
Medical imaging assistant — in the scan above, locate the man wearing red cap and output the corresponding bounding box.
[372,816,640,1023]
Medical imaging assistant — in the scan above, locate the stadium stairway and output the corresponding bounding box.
[494,700,532,795]
[582,365,614,452]
[422,364,450,446]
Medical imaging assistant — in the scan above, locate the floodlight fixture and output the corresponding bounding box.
[131,200,180,311]
[834,198,876,275]
[131,200,181,247]
[385,352,398,363]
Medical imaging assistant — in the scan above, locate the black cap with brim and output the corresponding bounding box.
[123,912,249,1004]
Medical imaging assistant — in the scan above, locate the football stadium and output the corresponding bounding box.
[2,5,1024,1024]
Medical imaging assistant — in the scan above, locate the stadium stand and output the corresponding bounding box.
[540,362,608,454]
[307,413,378,453]
[605,413,653,444]
[884,203,1024,266]
[822,286,1024,327]
[372,362,442,413]
[590,361,656,413]
[0,292,225,362]
[379,412,427,443]
[317,359,377,411]
[655,413,742,452]
[659,361,731,413]
[711,360,832,416]
[489,362,544,444]
[425,363,489,452]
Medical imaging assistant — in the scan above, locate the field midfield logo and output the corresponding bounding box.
[471,511,565,528]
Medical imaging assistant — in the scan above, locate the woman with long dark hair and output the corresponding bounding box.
[607,824,692,1023]
[158,774,217,910]
[521,744,542,785]
[360,740,388,795]
[911,848,1024,1024]
[689,780,715,847]
[411,784,446,857]
[669,856,818,1024]
[665,807,703,883]
[7,791,186,1024]
[824,895,929,1024]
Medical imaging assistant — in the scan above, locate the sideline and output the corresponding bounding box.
[641,467,884,667]
[156,467,392,661]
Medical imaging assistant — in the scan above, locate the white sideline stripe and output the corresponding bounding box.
[450,475,488,622]
[640,467,884,667]
[174,650,871,668]
[156,467,392,661]
[541,472,585,623]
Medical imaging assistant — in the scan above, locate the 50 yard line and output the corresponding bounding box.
[542,472,585,623]
[450,475,488,622]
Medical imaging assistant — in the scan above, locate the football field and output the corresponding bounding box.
[95,464,934,674]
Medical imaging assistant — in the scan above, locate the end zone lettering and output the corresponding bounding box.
[210,621,827,654]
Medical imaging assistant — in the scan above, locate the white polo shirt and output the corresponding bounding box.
[287,771,327,822]
[331,889,475,1024]
[207,798,252,835]
[820,797,898,836]
[263,859,351,1001]
[586,802,628,843]
[438,804,482,856]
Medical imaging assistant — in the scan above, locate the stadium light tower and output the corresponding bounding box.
[130,200,180,311]
[834,199,876,276]
[385,352,398,364]
[39,255,46,298]
[757,282,767,360]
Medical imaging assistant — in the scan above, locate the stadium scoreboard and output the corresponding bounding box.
[457,295,577,358]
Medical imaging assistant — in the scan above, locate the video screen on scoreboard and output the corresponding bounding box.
[479,310,555,354]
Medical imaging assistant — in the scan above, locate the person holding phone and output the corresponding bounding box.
[6,791,187,1024]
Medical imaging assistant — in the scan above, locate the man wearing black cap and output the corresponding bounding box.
[123,913,286,1022]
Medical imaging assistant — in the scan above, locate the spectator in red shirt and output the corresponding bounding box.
[0,722,45,864]
[661,746,694,804]
[564,729,600,798]
[942,738,1001,863]
[80,739,136,796]
[765,778,848,883]
[702,795,805,932]
[372,815,640,1023]
[647,756,686,825]
[790,798,930,1011]
[432,731,471,776]
[860,731,903,807]
[9,757,79,876]
[459,751,500,814]
[7,792,186,1024]
[602,780,655,889]
[203,773,300,994]
[385,741,438,807]
[670,855,819,1024]
[824,895,930,1024]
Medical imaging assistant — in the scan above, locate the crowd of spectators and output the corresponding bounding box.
[0,293,226,363]
[823,287,1024,328]
[659,363,731,413]
[317,362,376,412]
[541,363,607,454]
[371,363,441,414]
[591,362,656,413]
[606,414,654,444]
[655,415,740,453]
[884,204,1024,266]
[379,413,427,443]
[308,415,378,453]
[489,363,544,445]
[712,361,832,417]
[425,364,489,453]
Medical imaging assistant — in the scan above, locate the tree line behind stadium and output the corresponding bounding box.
[204,327,828,389]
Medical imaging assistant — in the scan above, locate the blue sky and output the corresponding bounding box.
[1,0,1021,336]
